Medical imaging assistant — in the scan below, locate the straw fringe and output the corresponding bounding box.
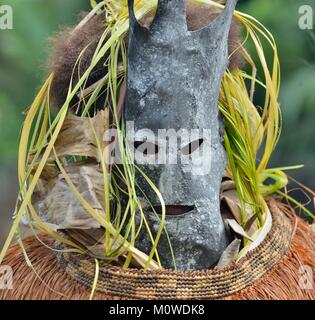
[231,214,315,300]
[0,237,117,300]
[0,207,314,300]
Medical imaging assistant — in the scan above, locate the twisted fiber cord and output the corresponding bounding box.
[0,200,314,300]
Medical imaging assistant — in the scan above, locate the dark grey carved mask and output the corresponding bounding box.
[124,0,237,270]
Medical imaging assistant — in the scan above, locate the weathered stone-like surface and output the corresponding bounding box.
[124,0,238,270]
[134,201,230,270]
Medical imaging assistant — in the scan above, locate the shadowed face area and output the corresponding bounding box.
[124,0,237,270]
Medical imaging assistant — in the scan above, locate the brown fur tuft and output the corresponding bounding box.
[48,13,108,109]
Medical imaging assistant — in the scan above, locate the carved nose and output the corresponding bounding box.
[153,205,195,216]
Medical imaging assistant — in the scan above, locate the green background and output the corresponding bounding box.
[0,0,314,245]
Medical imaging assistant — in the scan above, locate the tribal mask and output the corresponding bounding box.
[124,0,237,270]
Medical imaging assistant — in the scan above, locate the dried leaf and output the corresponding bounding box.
[34,163,106,229]
[31,109,110,163]
[220,179,235,193]
[226,219,254,241]
[236,204,273,261]
[217,239,241,268]
[221,190,242,224]
[64,228,159,269]
[221,189,258,236]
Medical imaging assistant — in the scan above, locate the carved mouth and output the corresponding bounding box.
[152,205,195,216]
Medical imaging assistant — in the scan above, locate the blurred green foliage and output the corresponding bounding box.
[0,0,89,166]
[242,0,315,190]
[0,0,89,244]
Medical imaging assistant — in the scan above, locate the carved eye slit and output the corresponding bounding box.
[134,141,159,155]
[181,139,204,156]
